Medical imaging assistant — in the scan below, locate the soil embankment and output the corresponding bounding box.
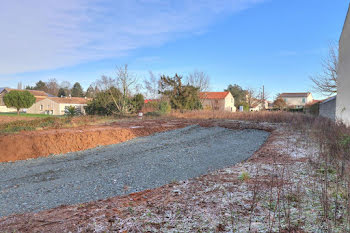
[0,120,192,163]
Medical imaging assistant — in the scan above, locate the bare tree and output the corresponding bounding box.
[310,43,338,96]
[46,78,60,96]
[144,71,160,99]
[186,70,210,92]
[255,86,270,110]
[94,65,138,114]
[60,81,72,96]
[245,88,258,109]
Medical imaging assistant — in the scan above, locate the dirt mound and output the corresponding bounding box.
[0,120,194,163]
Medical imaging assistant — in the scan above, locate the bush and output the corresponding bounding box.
[65,106,79,117]
[158,101,171,114]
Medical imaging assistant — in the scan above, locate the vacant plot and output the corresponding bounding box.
[0,125,269,217]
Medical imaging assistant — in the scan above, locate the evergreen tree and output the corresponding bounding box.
[34,80,48,92]
[57,88,66,97]
[71,82,84,97]
[159,74,202,110]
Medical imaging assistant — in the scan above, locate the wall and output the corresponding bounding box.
[201,99,225,111]
[284,95,313,108]
[224,93,236,112]
[27,98,58,115]
[337,8,350,126]
[201,94,236,112]
[59,103,87,115]
[320,97,336,121]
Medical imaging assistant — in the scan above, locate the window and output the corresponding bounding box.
[40,105,43,110]
[302,98,306,103]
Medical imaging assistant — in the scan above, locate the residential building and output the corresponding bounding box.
[27,97,90,115]
[279,92,314,109]
[319,96,337,120]
[199,92,236,112]
[0,88,49,112]
[337,5,350,125]
[249,99,269,111]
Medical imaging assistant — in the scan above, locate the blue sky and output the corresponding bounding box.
[0,0,349,100]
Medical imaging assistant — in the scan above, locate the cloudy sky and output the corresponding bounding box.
[0,0,348,99]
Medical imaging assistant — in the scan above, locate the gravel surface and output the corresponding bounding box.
[0,125,269,217]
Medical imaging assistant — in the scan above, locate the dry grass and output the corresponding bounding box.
[0,115,119,134]
[170,110,314,124]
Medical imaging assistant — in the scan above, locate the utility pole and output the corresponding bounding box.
[262,85,265,110]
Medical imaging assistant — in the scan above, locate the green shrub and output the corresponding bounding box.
[238,171,250,182]
[158,101,171,114]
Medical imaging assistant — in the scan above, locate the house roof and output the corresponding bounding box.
[144,99,159,104]
[199,92,230,100]
[48,97,91,104]
[3,88,49,97]
[279,92,311,98]
[35,97,47,103]
[320,95,336,105]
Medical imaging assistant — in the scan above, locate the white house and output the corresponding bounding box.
[337,5,350,126]
[199,92,236,112]
[27,97,90,115]
[279,92,314,109]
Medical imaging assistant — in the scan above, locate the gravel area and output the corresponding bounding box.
[0,125,269,217]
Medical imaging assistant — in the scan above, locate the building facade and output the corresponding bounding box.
[337,5,350,126]
[319,96,337,120]
[279,93,314,109]
[27,97,89,115]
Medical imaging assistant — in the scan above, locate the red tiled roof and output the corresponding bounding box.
[279,92,311,98]
[5,88,49,97]
[48,97,90,104]
[35,97,47,103]
[144,99,159,104]
[199,92,230,100]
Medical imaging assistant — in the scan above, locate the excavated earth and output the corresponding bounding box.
[0,119,196,162]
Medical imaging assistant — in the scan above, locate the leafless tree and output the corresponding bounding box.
[245,88,258,109]
[94,65,139,114]
[46,78,60,96]
[144,71,160,99]
[96,75,115,91]
[186,70,210,92]
[310,43,338,96]
[60,81,72,96]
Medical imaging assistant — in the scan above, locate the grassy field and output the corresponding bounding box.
[0,112,53,118]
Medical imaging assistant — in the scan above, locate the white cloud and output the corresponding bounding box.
[0,0,266,75]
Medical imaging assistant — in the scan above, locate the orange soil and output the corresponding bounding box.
[0,119,194,163]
